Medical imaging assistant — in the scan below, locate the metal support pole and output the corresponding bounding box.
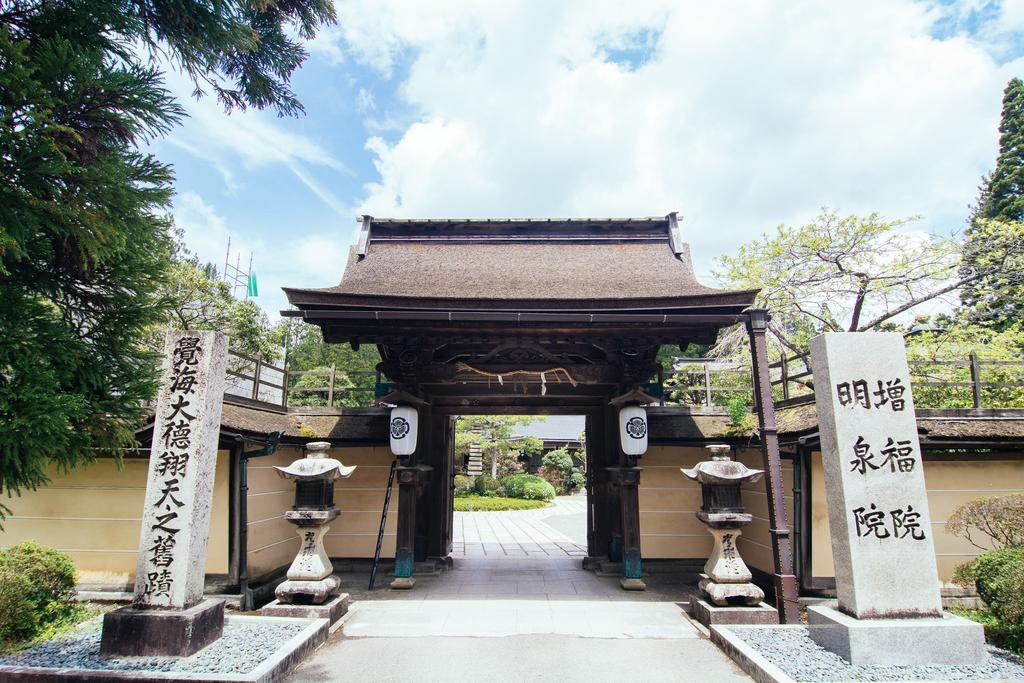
[746,309,800,623]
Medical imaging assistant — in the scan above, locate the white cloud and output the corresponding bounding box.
[173,192,354,320]
[322,0,1023,280]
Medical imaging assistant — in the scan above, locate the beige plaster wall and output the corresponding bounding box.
[638,445,793,572]
[809,452,1024,584]
[246,445,396,581]
[0,451,231,586]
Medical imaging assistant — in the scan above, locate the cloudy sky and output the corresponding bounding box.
[155,0,1024,319]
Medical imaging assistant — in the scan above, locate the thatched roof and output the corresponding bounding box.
[283,218,756,311]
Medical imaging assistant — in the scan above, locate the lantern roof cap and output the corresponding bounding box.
[376,389,430,407]
[609,388,659,406]
[681,460,764,486]
[274,441,356,481]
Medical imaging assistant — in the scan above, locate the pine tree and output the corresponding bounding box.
[0,0,334,509]
[962,78,1024,327]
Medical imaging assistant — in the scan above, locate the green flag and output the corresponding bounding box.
[247,272,258,297]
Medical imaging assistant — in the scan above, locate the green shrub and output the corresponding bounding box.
[521,479,556,500]
[568,470,586,491]
[473,474,501,496]
[955,546,1024,623]
[946,494,1024,550]
[0,542,83,647]
[502,473,546,498]
[453,496,549,511]
[453,474,473,497]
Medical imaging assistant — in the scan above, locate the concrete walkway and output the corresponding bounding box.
[453,495,588,558]
[287,499,750,681]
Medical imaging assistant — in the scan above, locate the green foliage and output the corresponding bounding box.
[0,542,83,647]
[473,474,501,496]
[960,219,1024,329]
[453,474,473,497]
[541,448,585,493]
[906,325,1024,409]
[714,209,963,354]
[946,493,1024,550]
[963,78,1024,328]
[954,547,1024,627]
[454,416,543,476]
[973,79,1024,224]
[954,605,1024,655]
[287,366,359,407]
[276,320,380,407]
[156,253,277,360]
[0,0,332,509]
[521,479,556,500]
[453,496,549,512]
[501,474,555,501]
[0,18,178,506]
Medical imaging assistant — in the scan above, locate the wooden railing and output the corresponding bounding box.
[658,358,753,408]
[769,351,1024,409]
[285,366,379,408]
[225,350,288,405]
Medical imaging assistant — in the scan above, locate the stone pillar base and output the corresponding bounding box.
[262,593,350,626]
[275,575,341,604]
[619,577,646,591]
[100,598,224,657]
[689,598,779,626]
[808,604,986,666]
[699,574,764,606]
[390,576,416,589]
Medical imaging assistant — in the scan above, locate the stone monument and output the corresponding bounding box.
[101,330,229,657]
[261,442,355,623]
[683,445,778,625]
[807,332,984,665]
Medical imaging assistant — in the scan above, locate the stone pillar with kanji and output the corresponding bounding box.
[101,330,228,657]
[807,332,985,666]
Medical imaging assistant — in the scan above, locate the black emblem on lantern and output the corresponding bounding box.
[625,416,647,439]
[391,417,410,439]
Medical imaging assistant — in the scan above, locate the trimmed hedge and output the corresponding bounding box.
[473,474,501,496]
[454,496,549,511]
[501,474,556,501]
[0,542,83,647]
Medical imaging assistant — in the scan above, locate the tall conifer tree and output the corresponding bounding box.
[0,0,334,509]
[962,78,1024,327]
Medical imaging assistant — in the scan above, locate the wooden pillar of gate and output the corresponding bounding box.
[391,405,433,590]
[746,309,800,622]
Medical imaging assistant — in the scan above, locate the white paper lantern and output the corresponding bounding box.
[619,406,648,456]
[389,406,418,456]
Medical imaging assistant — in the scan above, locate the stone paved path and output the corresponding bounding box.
[453,495,587,558]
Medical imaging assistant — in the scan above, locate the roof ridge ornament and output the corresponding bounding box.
[666,211,684,259]
[356,215,373,260]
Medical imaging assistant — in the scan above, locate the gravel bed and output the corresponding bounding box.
[0,618,308,674]
[733,626,1024,681]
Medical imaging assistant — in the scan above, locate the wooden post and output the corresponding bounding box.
[703,362,713,407]
[746,309,800,623]
[251,353,262,400]
[327,363,336,407]
[969,351,982,409]
[612,466,644,590]
[780,353,790,401]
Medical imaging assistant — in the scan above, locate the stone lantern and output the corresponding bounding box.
[271,441,355,605]
[682,444,778,625]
